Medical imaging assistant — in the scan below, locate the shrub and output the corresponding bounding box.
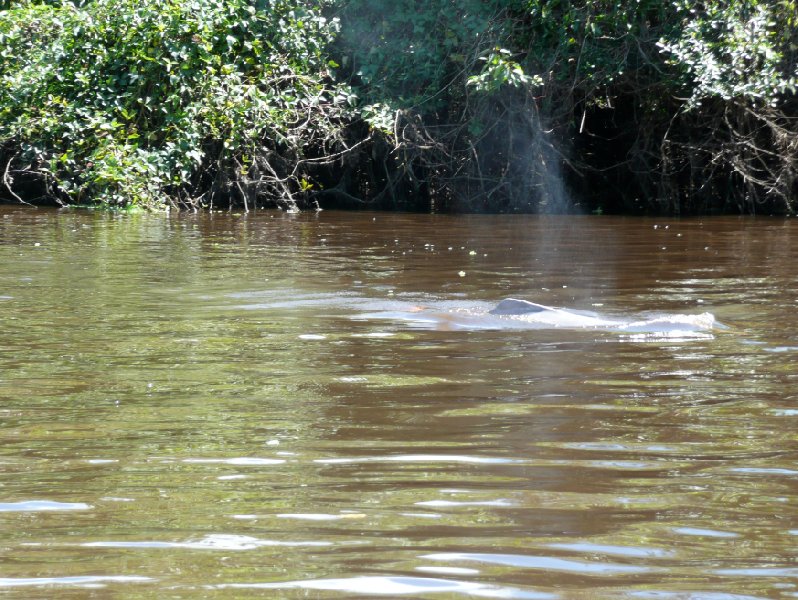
[0,0,351,209]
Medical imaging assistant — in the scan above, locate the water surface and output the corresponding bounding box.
[1,207,797,598]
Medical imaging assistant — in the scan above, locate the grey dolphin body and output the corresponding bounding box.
[356,297,716,335]
[488,298,552,315]
[484,297,717,334]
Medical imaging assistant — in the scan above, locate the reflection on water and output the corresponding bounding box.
[422,552,656,575]
[83,534,332,549]
[0,500,92,512]
[0,576,154,589]
[1,207,797,598]
[217,575,557,598]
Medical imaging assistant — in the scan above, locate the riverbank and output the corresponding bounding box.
[1,1,796,214]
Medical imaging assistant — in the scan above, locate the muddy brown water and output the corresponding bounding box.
[1,207,797,599]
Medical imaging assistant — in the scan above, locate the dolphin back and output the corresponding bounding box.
[489,298,552,315]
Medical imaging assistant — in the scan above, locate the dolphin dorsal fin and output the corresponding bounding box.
[488,298,550,315]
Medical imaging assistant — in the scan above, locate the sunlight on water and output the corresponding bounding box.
[83,534,332,550]
[180,457,286,465]
[0,576,154,589]
[0,501,92,512]
[422,553,655,575]
[314,454,520,464]
[546,543,674,559]
[215,575,557,598]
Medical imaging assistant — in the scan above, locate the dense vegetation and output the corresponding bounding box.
[1,0,796,213]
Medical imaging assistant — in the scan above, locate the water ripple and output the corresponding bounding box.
[672,527,740,538]
[729,467,798,475]
[422,553,654,575]
[547,542,674,559]
[714,567,798,577]
[415,499,515,508]
[0,576,152,588]
[214,575,557,598]
[83,534,330,550]
[276,512,367,521]
[314,454,519,465]
[0,500,91,512]
[180,457,285,466]
[627,592,769,600]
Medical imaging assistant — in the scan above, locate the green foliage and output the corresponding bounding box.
[337,0,540,120]
[467,48,542,94]
[659,0,797,107]
[325,0,797,213]
[0,0,348,208]
[1,0,795,213]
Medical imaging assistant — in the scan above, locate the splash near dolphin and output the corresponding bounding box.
[486,298,717,333]
[230,291,719,338]
[357,297,719,338]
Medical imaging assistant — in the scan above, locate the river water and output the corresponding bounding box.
[1,207,797,599]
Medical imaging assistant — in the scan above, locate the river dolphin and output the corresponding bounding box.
[484,297,717,334]
[240,292,719,336]
[379,297,719,335]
